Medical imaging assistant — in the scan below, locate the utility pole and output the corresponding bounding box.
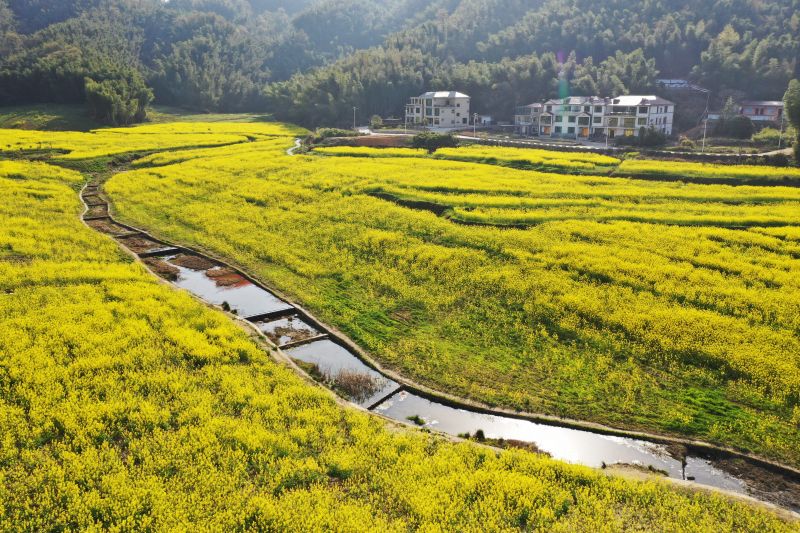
[778,111,785,148]
[473,113,479,137]
[701,90,710,154]
[701,117,708,153]
[353,107,357,131]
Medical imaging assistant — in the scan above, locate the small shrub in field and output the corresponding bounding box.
[411,132,458,153]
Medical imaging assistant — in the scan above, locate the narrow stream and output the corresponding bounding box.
[81,186,800,513]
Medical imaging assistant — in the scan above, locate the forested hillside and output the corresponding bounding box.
[0,0,797,126]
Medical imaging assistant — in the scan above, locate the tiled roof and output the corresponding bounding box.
[419,91,470,99]
[610,95,674,106]
[740,100,784,107]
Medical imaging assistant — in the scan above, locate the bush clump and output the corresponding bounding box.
[411,132,459,153]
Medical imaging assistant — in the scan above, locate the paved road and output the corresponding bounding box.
[367,128,793,158]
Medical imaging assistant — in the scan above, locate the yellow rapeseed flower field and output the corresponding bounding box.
[3,158,794,529]
[0,122,303,160]
[616,159,800,183]
[99,136,800,470]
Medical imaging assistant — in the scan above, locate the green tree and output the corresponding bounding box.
[784,79,800,162]
[411,132,458,153]
[84,74,153,126]
[721,97,738,121]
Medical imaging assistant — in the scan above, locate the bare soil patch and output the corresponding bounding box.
[206,266,247,287]
[86,204,108,217]
[143,258,179,281]
[170,254,217,271]
[86,219,129,235]
[712,457,800,511]
[118,235,166,254]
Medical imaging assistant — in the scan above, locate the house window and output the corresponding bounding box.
[568,116,576,123]
[567,126,575,134]
[456,113,460,117]
[637,118,646,126]
[546,105,552,112]
[434,118,439,125]
[638,106,648,114]
[584,106,590,112]
[462,118,467,124]
[593,116,601,124]
[554,126,562,133]
[608,117,618,127]
[594,106,603,113]
[456,103,461,107]
[555,115,563,122]
[578,117,589,126]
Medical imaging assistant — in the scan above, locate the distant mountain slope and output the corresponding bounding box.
[0,0,796,126]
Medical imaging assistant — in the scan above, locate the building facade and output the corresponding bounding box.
[541,96,608,139]
[405,91,470,130]
[514,95,674,139]
[604,95,674,139]
[738,101,784,122]
[513,103,543,135]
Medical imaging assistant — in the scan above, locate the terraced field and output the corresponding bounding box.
[314,144,800,184]
[97,135,800,471]
[2,123,800,528]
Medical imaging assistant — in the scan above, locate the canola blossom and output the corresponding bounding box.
[0,122,301,160]
[3,158,796,530]
[315,144,800,184]
[615,159,800,183]
[96,135,800,469]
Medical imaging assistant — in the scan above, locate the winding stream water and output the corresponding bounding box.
[80,185,800,513]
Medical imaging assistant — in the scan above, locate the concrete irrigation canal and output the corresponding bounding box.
[80,180,800,514]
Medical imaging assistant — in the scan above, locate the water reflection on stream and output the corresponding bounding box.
[375,390,746,492]
[164,255,293,318]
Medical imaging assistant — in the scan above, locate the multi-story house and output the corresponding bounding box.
[515,94,675,139]
[405,91,470,130]
[603,95,674,139]
[738,100,784,123]
[542,96,609,139]
[513,103,543,135]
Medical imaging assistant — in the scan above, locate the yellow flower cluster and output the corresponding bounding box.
[314,146,426,158]
[433,145,620,171]
[0,121,301,160]
[616,159,800,182]
[312,144,621,173]
[101,136,800,469]
[3,158,793,530]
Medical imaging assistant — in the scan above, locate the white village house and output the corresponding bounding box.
[738,100,784,123]
[514,95,675,139]
[405,91,470,130]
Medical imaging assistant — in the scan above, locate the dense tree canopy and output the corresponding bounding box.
[0,0,796,127]
[785,79,800,161]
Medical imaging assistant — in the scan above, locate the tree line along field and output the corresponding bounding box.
[2,137,796,529]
